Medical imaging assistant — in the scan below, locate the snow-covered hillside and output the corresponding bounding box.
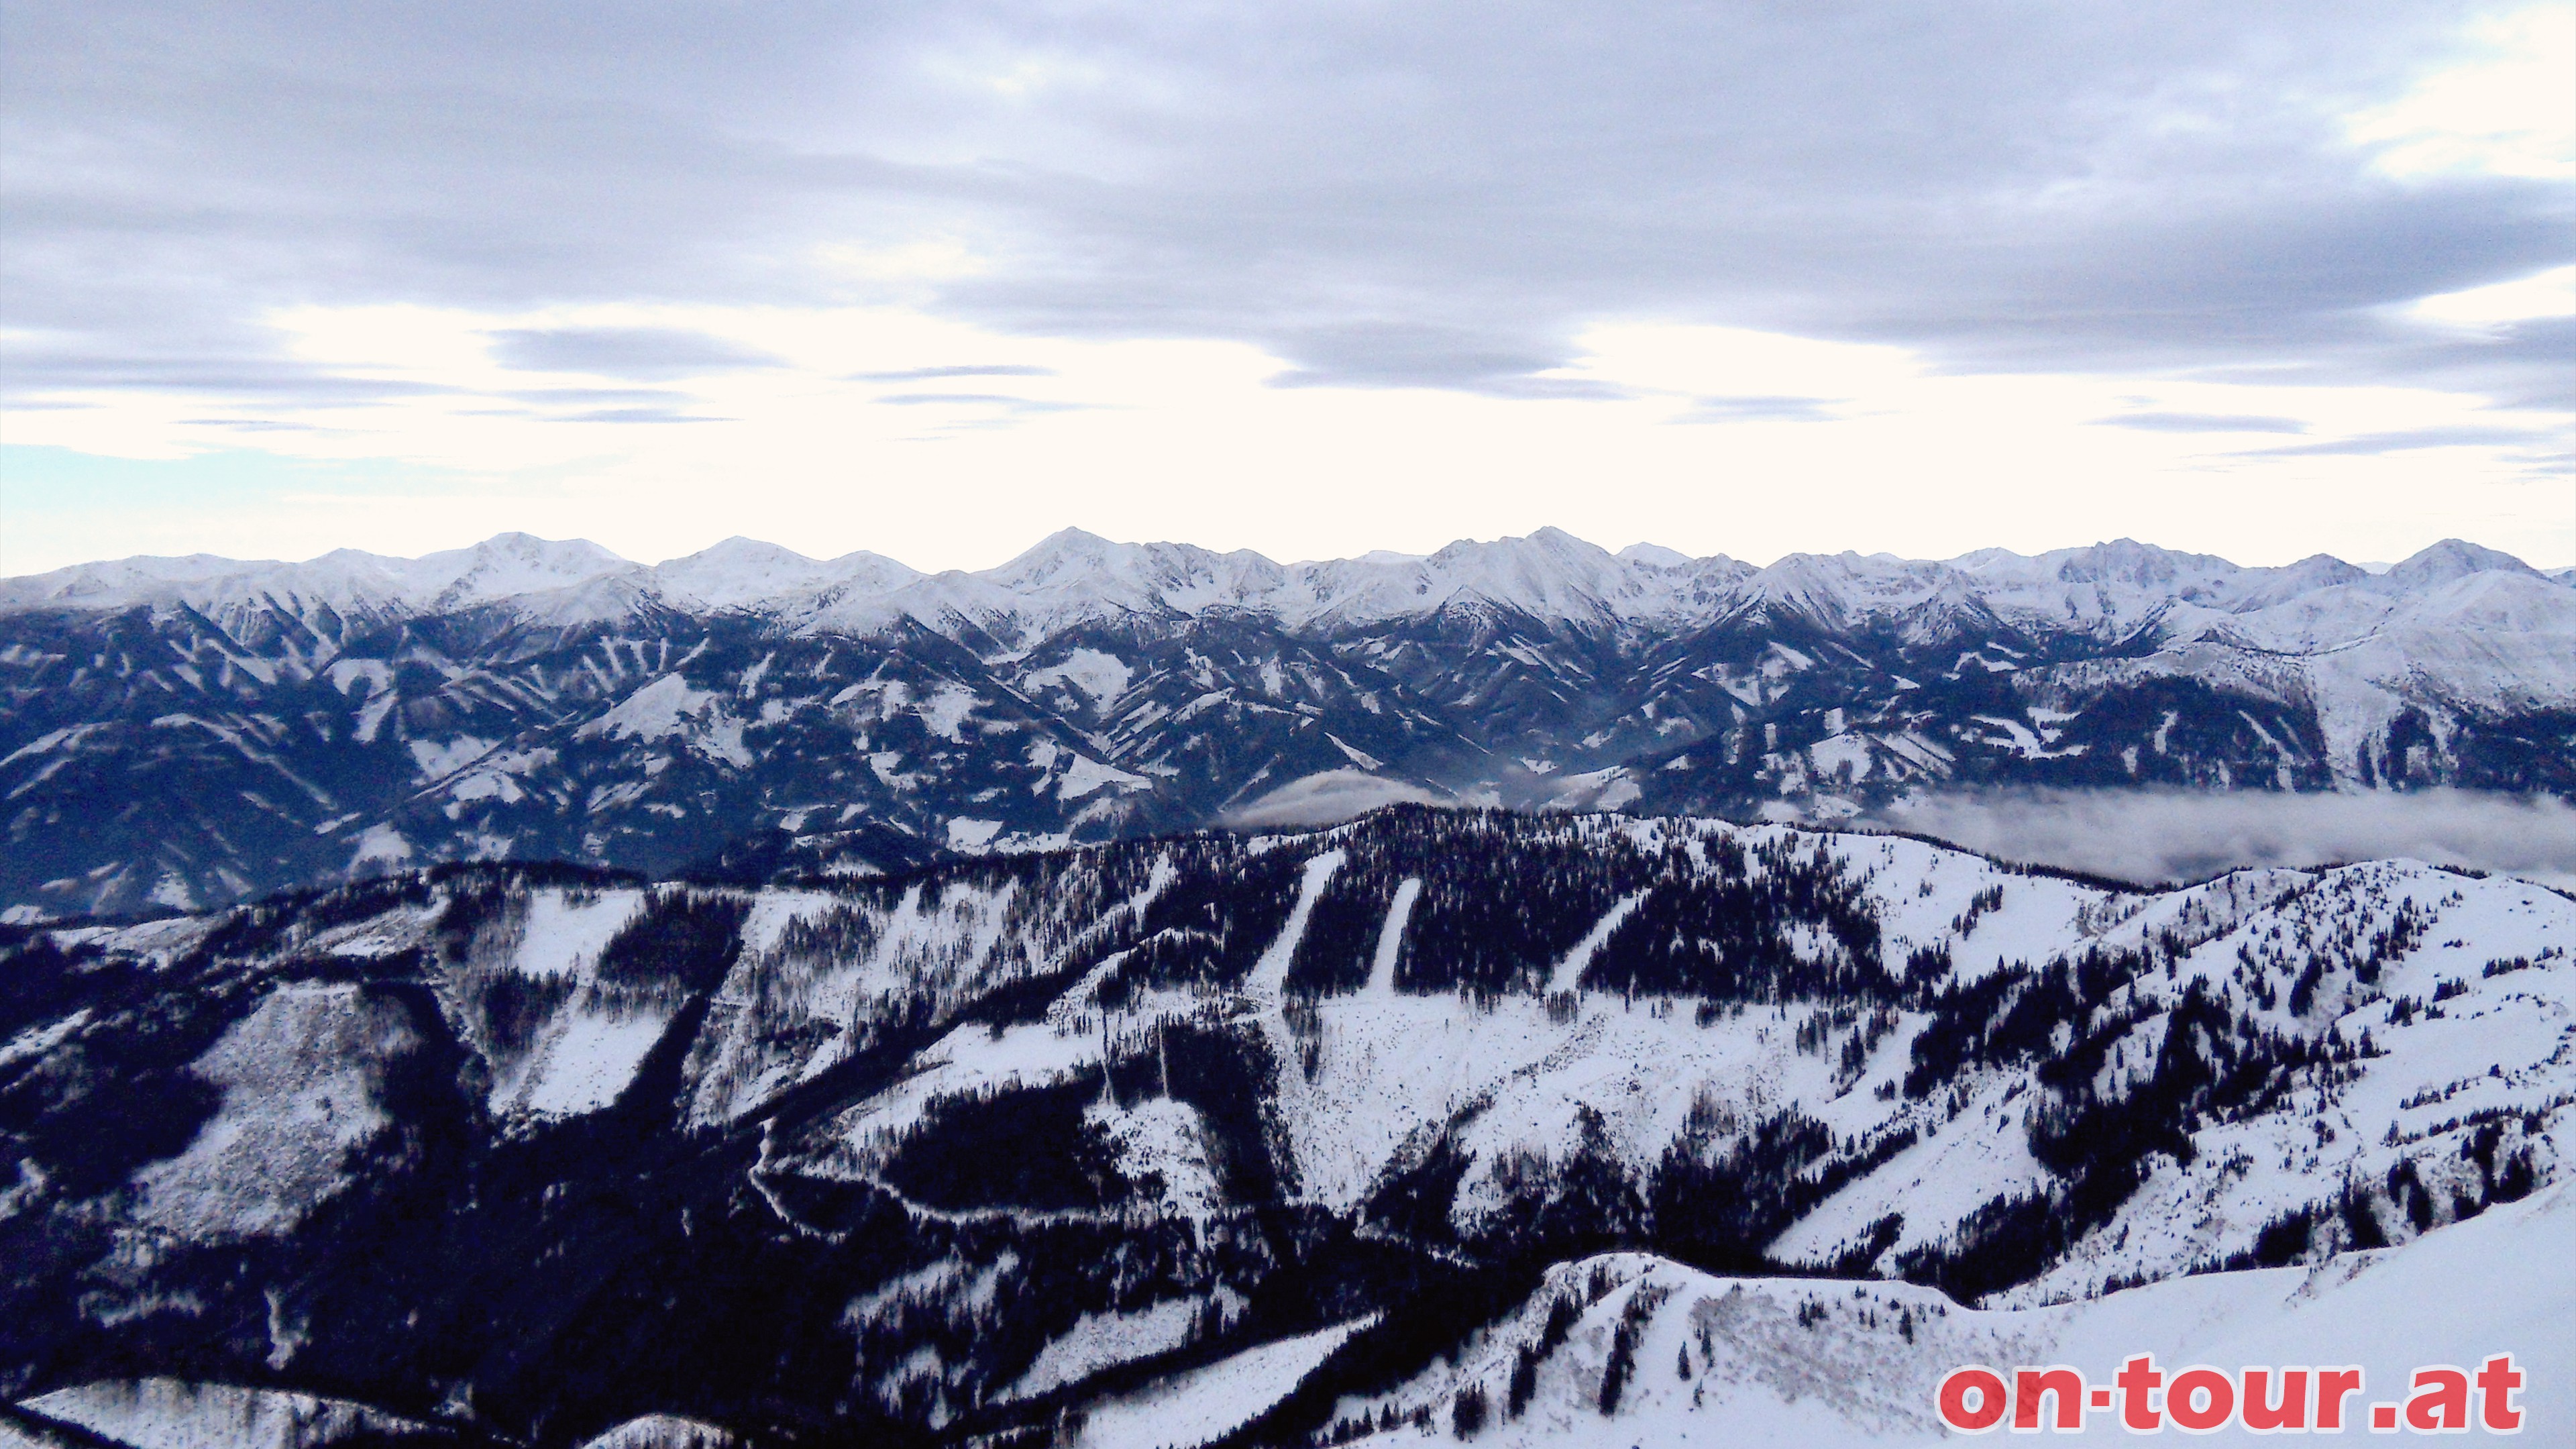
[3,808,2565,1448]
[1326,1178,2574,1447]
[3,529,2569,918]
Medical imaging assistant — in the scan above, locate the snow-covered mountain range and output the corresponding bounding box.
[5,529,2569,919]
[2,810,2568,1446]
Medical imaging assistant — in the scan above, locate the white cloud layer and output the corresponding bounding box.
[3,300,2567,577]
[1872,786,2576,892]
[1,1,2569,572]
[2348,5,2575,180]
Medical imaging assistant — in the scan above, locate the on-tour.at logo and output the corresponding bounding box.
[1936,1354,2526,1434]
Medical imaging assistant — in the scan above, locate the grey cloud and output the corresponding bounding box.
[849,364,1056,382]
[874,392,1089,413]
[2,1,2568,408]
[1257,322,1616,395]
[0,349,460,405]
[1271,370,1634,399]
[486,327,780,378]
[1470,377,1638,402]
[2245,425,2553,457]
[553,407,731,423]
[506,386,696,405]
[1868,786,2576,892]
[1673,396,1845,424]
[2092,411,2308,433]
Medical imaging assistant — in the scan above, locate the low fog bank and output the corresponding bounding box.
[1224,769,1444,828]
[1868,787,2576,892]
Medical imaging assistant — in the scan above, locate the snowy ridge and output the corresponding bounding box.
[19,1379,443,1449]
[7,528,2564,654]
[1328,1179,2574,1447]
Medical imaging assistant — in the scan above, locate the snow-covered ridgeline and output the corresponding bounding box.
[1321,1178,2575,1448]
[19,1378,443,1449]
[49,813,2569,1293]
[5,529,2565,657]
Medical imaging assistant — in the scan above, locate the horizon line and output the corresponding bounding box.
[5,525,2563,585]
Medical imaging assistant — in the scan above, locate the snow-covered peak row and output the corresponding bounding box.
[3,810,2568,1448]
[0,532,638,631]
[6,525,2575,922]
[4,527,2563,647]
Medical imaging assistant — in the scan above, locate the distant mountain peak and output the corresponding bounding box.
[683,536,820,565]
[1617,542,1695,568]
[2385,537,2542,590]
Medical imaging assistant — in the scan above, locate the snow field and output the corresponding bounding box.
[808,1014,1108,1173]
[473,885,684,1119]
[1021,647,1135,704]
[1774,860,2576,1301]
[576,674,751,769]
[131,983,417,1241]
[517,1007,676,1118]
[509,887,647,980]
[1077,1316,1377,1449]
[1768,1071,2052,1269]
[1009,1299,1205,1403]
[1087,1095,1224,1219]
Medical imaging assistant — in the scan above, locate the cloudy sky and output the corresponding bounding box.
[2,0,2569,575]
